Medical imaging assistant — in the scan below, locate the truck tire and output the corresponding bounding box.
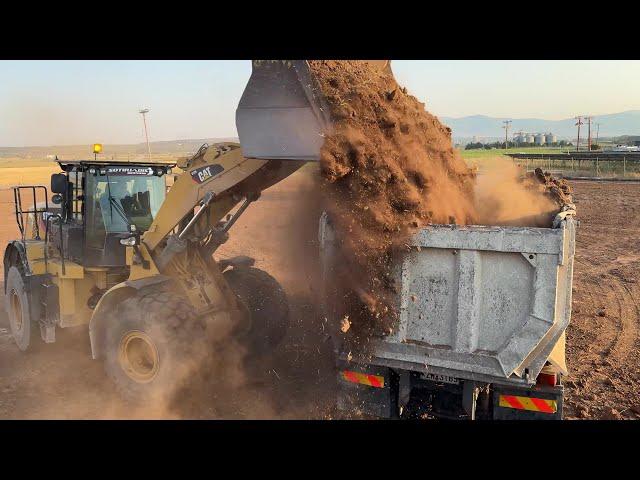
[5,265,38,352]
[103,288,208,403]
[223,267,289,355]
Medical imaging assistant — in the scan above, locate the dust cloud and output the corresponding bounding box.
[474,157,558,227]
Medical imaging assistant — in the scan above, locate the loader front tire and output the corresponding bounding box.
[5,266,38,352]
[223,267,289,355]
[103,288,208,403]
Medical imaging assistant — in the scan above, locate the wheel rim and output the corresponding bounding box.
[118,331,160,383]
[10,290,23,332]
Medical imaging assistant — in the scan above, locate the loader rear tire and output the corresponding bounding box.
[223,267,289,355]
[103,288,208,404]
[5,266,38,352]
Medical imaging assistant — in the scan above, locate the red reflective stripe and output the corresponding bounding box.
[367,374,383,388]
[341,370,384,388]
[504,395,525,410]
[530,397,555,413]
[342,371,360,384]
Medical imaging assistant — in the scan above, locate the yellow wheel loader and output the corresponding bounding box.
[3,60,392,401]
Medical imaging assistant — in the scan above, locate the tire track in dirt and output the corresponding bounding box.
[565,180,640,420]
[605,280,637,362]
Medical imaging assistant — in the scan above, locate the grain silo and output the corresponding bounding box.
[526,134,535,144]
[534,133,545,145]
[545,133,557,145]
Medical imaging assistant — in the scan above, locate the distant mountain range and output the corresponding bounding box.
[3,111,640,156]
[440,110,640,140]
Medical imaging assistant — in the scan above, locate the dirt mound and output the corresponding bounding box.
[309,60,477,341]
[527,167,574,207]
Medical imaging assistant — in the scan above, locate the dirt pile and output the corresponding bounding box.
[527,167,574,207]
[310,61,574,345]
[308,60,477,340]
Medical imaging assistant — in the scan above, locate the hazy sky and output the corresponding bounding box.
[2,60,640,147]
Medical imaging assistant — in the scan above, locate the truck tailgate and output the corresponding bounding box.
[371,219,576,384]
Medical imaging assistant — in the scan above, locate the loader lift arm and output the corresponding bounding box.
[141,143,305,257]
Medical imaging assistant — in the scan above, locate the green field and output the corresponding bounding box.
[458,147,640,178]
[458,147,570,160]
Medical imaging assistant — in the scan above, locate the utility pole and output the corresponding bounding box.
[575,116,583,152]
[139,108,151,160]
[585,116,593,151]
[502,120,512,150]
[596,122,601,145]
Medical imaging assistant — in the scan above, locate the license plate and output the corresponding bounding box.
[421,372,460,385]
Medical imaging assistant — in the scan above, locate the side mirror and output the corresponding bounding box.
[51,173,68,194]
[51,194,63,205]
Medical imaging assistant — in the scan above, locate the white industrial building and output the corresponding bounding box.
[513,132,558,145]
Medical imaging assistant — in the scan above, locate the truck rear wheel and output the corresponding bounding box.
[103,288,208,403]
[223,267,289,355]
[5,265,38,352]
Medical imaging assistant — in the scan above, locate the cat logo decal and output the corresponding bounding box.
[191,164,224,184]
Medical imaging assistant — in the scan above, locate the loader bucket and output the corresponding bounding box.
[235,60,392,161]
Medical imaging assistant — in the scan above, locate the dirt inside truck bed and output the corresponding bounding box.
[1,174,640,419]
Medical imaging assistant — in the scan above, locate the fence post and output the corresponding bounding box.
[596,157,600,176]
[624,156,626,177]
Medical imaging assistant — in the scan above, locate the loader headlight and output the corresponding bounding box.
[119,236,139,246]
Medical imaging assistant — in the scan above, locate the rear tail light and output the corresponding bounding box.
[536,372,557,387]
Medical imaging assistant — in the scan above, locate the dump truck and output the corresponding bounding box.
[319,211,577,419]
[236,60,579,420]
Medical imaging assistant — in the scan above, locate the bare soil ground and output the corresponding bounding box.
[0,169,639,419]
[564,180,640,420]
[0,165,337,419]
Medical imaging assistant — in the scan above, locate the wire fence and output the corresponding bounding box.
[510,156,640,178]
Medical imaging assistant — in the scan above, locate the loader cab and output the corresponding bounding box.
[49,160,174,268]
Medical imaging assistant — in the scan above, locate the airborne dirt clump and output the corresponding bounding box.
[308,60,477,345]
[528,167,574,207]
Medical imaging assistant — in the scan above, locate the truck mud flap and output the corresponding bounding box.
[492,384,563,420]
[336,360,398,419]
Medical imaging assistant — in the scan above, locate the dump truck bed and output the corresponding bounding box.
[320,216,577,388]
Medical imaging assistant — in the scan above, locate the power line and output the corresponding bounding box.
[575,116,583,152]
[139,108,151,160]
[584,116,593,151]
[502,120,512,150]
